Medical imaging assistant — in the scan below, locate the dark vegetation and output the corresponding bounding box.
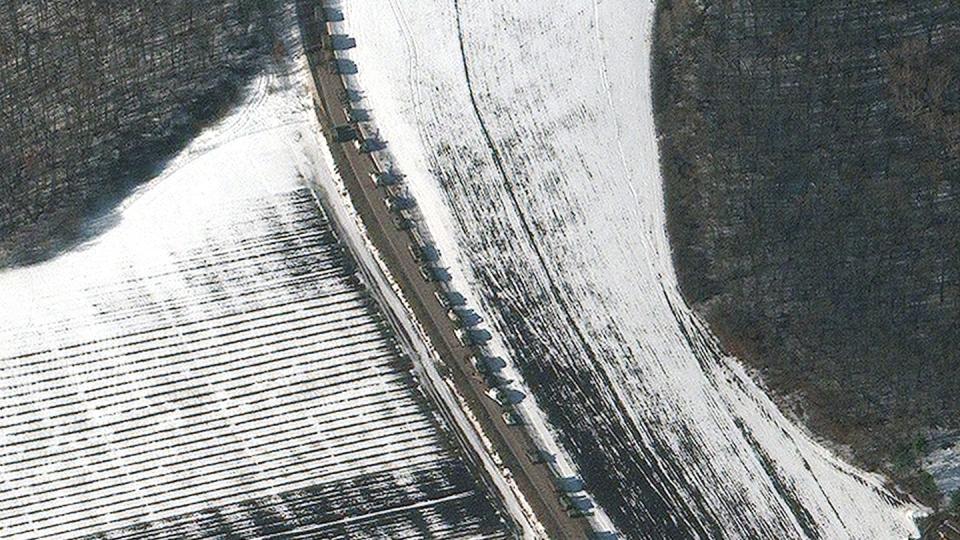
[653,0,960,507]
[0,0,281,267]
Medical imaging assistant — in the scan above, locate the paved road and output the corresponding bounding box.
[296,5,596,539]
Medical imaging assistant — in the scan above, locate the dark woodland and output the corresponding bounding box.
[0,0,280,266]
[655,0,960,504]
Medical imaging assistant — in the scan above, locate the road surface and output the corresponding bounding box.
[295,4,597,539]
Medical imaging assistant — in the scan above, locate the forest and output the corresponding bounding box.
[0,0,280,266]
[654,0,960,507]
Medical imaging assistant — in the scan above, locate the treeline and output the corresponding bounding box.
[653,0,960,506]
[0,0,281,266]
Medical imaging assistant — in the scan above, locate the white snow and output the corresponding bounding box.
[924,437,960,496]
[302,80,546,538]
[330,0,925,538]
[0,12,509,539]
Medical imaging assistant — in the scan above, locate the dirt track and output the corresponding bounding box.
[295,4,596,539]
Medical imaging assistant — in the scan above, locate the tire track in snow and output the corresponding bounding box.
[330,1,925,537]
[449,2,717,536]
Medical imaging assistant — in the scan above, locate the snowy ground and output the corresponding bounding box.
[331,0,924,538]
[924,435,960,497]
[0,11,509,540]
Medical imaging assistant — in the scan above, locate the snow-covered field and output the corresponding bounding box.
[332,0,924,538]
[0,15,509,540]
